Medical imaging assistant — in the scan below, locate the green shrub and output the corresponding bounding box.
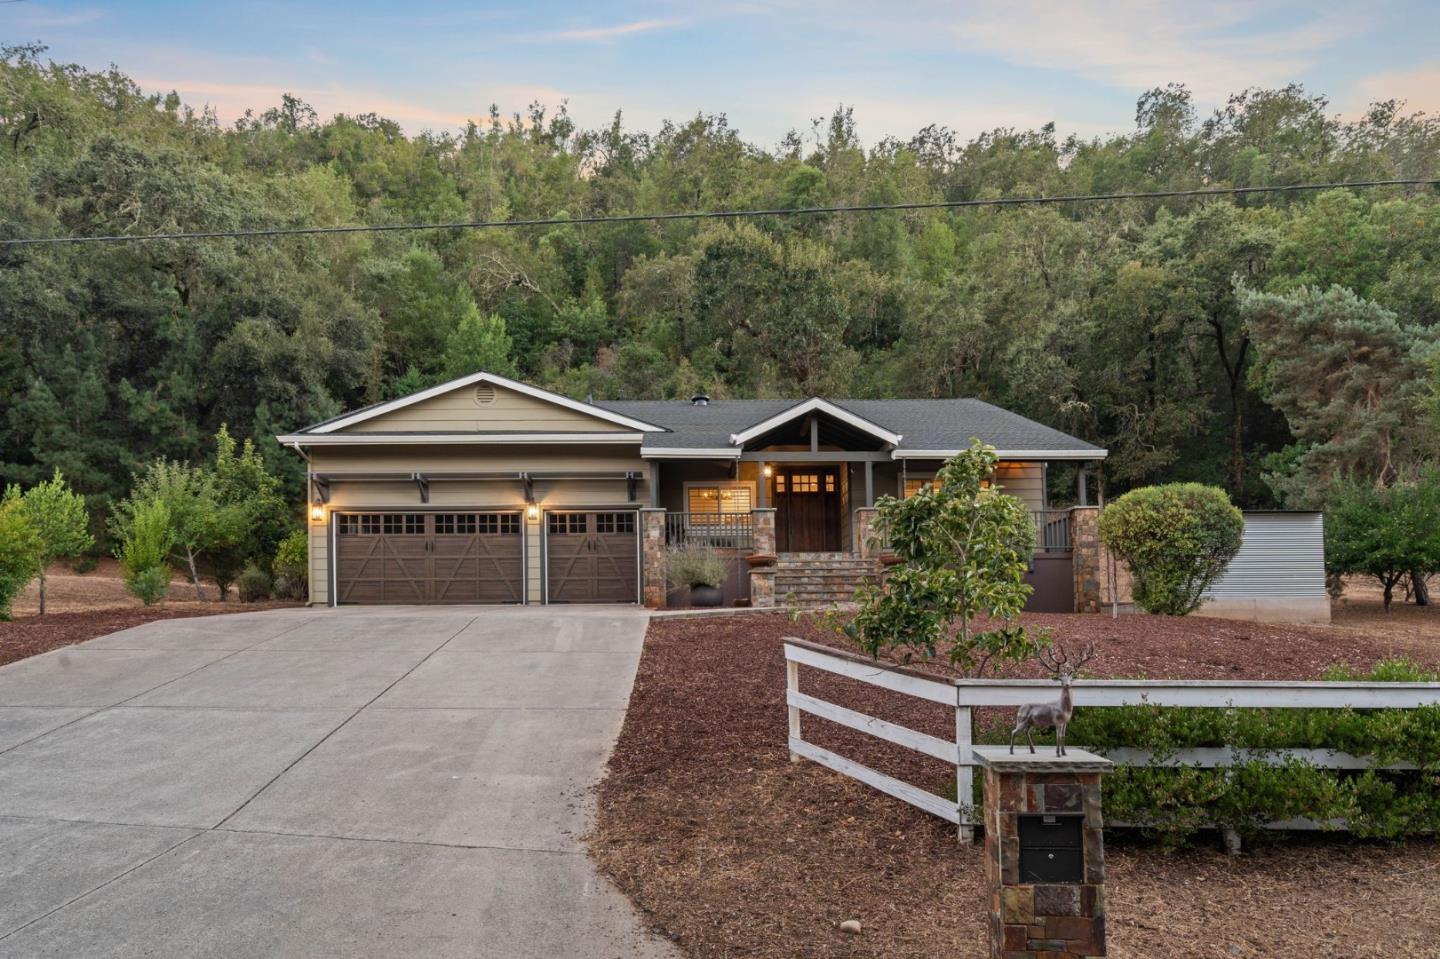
[272,529,308,600]
[1048,658,1440,845]
[1098,483,1244,615]
[0,498,43,620]
[236,564,273,603]
[1324,473,1440,611]
[126,565,171,606]
[70,553,99,574]
[665,544,727,589]
[117,498,174,607]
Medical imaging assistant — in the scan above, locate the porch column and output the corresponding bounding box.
[749,508,777,607]
[853,507,880,558]
[756,462,769,508]
[649,461,660,508]
[863,460,874,507]
[640,508,667,608]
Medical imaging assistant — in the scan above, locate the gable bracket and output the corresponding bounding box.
[412,472,430,504]
[626,471,639,503]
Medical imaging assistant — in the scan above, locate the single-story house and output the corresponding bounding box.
[277,370,1107,609]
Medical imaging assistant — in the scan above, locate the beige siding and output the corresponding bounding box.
[310,444,649,605]
[993,462,1046,511]
[346,383,625,433]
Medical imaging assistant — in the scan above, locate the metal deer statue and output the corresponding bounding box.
[1009,643,1096,756]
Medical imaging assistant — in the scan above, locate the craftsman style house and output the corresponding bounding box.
[277,371,1106,610]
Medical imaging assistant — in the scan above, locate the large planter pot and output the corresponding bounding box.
[745,553,778,569]
[688,584,723,608]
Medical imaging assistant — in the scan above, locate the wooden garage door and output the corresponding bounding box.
[545,511,638,604]
[335,512,524,605]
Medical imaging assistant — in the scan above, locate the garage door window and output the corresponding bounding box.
[548,513,586,535]
[339,514,383,535]
[382,514,425,535]
[596,512,635,534]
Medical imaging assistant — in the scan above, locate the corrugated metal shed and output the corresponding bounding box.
[1206,511,1327,599]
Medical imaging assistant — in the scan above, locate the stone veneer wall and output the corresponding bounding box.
[983,765,1106,958]
[640,508,666,608]
[749,508,777,608]
[1069,507,1132,614]
[851,507,880,558]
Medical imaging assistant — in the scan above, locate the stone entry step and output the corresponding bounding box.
[774,554,880,607]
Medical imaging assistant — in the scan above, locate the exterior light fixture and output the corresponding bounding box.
[310,504,324,522]
[762,464,773,477]
[526,502,540,522]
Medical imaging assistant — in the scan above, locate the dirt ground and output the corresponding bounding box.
[591,610,1440,959]
[1,561,299,667]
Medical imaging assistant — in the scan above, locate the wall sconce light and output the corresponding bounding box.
[310,504,324,522]
[762,464,773,477]
[526,502,540,522]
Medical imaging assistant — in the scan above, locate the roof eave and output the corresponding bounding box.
[892,448,1108,461]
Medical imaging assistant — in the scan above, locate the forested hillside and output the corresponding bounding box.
[2,43,1437,518]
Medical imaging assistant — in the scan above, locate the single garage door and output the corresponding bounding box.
[545,510,639,604]
[335,512,524,605]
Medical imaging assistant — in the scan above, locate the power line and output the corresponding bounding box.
[3,178,1436,248]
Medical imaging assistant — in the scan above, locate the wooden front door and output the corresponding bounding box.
[545,511,639,604]
[773,468,842,552]
[335,512,524,605]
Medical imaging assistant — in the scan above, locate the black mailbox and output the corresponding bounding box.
[1017,813,1084,884]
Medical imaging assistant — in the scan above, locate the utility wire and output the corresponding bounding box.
[3,178,1436,247]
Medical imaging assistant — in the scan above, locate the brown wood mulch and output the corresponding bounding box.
[591,611,1440,959]
[0,603,298,667]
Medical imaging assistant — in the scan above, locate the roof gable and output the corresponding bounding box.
[306,371,666,435]
[728,398,903,447]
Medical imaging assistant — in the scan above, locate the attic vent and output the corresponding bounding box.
[474,383,497,406]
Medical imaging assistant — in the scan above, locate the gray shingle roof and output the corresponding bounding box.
[593,398,1103,454]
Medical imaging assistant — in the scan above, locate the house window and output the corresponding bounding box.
[686,484,753,515]
[789,474,820,493]
[903,477,935,498]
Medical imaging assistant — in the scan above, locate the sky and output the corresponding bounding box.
[5,0,1440,147]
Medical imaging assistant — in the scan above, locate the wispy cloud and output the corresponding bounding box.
[523,18,680,43]
[1350,62,1440,116]
[7,3,105,28]
[939,1,1357,102]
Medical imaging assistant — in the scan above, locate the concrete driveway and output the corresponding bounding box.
[0,606,675,958]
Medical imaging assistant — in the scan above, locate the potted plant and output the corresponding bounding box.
[665,544,727,608]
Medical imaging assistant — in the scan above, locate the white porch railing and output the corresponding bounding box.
[783,637,1440,842]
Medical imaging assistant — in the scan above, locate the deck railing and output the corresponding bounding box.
[1033,509,1073,552]
[664,511,755,550]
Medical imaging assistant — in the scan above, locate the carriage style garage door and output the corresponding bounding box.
[334,512,525,605]
[545,511,639,604]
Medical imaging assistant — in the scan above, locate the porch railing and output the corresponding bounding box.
[1033,509,1072,552]
[664,511,755,550]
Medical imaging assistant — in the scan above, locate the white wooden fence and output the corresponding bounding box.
[783,637,1440,842]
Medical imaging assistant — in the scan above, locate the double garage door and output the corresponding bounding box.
[333,510,637,605]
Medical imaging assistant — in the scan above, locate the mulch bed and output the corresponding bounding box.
[590,611,1440,959]
[0,604,297,667]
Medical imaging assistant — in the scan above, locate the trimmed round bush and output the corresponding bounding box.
[237,564,273,603]
[1098,483,1244,615]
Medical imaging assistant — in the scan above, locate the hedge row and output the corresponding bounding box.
[975,659,1440,845]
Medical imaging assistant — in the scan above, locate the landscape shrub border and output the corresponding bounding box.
[972,659,1440,846]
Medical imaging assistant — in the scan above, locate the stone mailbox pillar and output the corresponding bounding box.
[973,746,1112,959]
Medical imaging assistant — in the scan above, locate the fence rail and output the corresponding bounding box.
[782,637,1440,842]
[664,511,755,550]
[1032,509,1073,552]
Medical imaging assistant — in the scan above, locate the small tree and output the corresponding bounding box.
[1098,483,1244,615]
[116,498,175,606]
[110,460,243,600]
[845,440,1044,675]
[272,529,309,601]
[1325,473,1440,612]
[6,470,95,615]
[0,497,43,621]
[210,425,290,599]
